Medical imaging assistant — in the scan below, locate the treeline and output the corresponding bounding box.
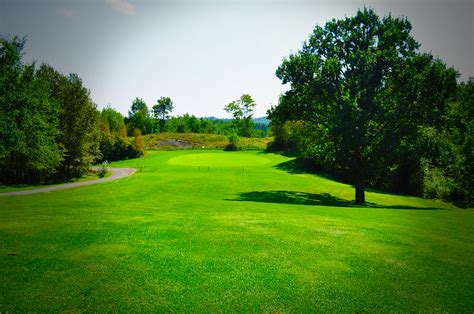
[124,95,269,138]
[0,37,143,184]
[167,115,269,137]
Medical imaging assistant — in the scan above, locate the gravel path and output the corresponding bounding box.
[0,168,136,196]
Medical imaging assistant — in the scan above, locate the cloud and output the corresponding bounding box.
[105,0,136,15]
[55,8,75,18]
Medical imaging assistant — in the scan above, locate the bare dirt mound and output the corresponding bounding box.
[155,139,194,148]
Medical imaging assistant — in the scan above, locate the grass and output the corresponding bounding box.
[0,170,113,193]
[0,150,472,312]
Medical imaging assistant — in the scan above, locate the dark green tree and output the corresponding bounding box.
[0,37,64,184]
[100,106,126,134]
[224,94,256,137]
[152,97,174,132]
[269,8,458,204]
[420,82,474,207]
[128,97,154,135]
[98,106,142,162]
[38,65,101,180]
[454,82,474,206]
[129,97,148,116]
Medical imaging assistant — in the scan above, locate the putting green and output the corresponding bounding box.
[167,152,270,167]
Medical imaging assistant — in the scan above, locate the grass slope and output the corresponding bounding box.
[145,132,271,150]
[0,151,472,312]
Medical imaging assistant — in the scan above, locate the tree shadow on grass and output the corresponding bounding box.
[227,190,442,210]
[273,158,337,181]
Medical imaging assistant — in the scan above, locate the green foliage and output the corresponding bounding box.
[267,119,308,152]
[452,82,474,206]
[96,161,108,178]
[0,36,64,184]
[132,128,145,151]
[224,94,257,137]
[100,106,125,133]
[98,132,142,162]
[152,96,174,132]
[415,82,474,207]
[224,133,240,151]
[38,65,101,180]
[98,108,143,162]
[166,114,215,134]
[269,8,458,204]
[0,37,103,184]
[127,98,154,135]
[129,97,148,116]
[163,115,269,138]
[421,161,454,200]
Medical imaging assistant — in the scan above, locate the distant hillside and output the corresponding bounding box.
[203,116,269,125]
[203,116,231,121]
[253,117,270,125]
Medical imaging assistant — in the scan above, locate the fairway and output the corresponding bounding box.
[0,150,473,312]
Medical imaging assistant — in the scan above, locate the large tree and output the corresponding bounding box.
[224,94,256,137]
[269,8,457,204]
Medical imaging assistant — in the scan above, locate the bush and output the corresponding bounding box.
[97,162,108,178]
[422,163,454,200]
[224,133,240,151]
[99,133,143,162]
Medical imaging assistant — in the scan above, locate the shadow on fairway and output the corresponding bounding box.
[227,190,442,210]
[273,158,336,180]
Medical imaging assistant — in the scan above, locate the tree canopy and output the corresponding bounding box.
[39,66,101,180]
[0,36,101,183]
[100,106,126,134]
[0,37,64,183]
[127,98,154,135]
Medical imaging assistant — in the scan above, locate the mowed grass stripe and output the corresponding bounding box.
[0,150,472,312]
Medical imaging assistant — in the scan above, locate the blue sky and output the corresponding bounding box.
[1,0,473,117]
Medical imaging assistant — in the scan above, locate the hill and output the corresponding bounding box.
[144,132,272,150]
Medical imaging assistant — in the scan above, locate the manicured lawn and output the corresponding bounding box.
[0,150,472,311]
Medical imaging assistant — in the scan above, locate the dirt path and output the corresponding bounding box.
[0,168,136,196]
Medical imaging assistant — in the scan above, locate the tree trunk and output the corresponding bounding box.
[355,178,365,205]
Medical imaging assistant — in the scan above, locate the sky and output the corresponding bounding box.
[1,0,473,118]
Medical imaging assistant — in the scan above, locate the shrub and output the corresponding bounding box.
[224,133,240,151]
[422,163,454,200]
[97,162,108,178]
[99,133,143,162]
[132,128,145,151]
